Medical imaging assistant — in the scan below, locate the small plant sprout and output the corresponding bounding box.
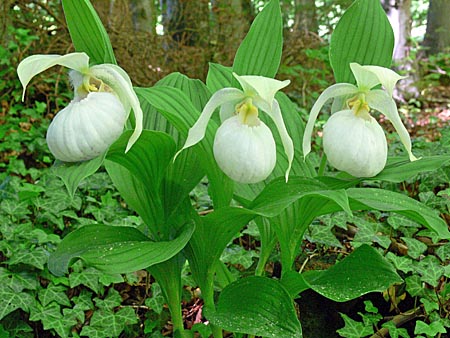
[176,73,294,184]
[303,62,418,177]
[17,52,143,162]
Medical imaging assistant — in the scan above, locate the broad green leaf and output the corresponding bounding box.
[52,155,104,198]
[348,188,450,239]
[374,155,450,182]
[135,86,233,208]
[151,73,213,218]
[205,276,302,338]
[187,177,351,289]
[48,223,194,276]
[62,0,116,64]
[105,130,176,234]
[233,0,283,78]
[206,63,233,93]
[330,0,394,83]
[157,72,211,113]
[303,244,402,302]
[280,271,310,297]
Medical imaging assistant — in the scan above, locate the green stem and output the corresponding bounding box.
[318,152,327,176]
[202,276,223,338]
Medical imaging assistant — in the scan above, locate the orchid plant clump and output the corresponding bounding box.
[13,0,450,337]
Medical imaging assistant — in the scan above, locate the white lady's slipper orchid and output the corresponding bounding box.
[303,63,418,177]
[17,52,143,162]
[175,73,294,184]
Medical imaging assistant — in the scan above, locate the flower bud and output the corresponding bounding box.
[213,116,276,183]
[46,92,127,162]
[323,110,387,177]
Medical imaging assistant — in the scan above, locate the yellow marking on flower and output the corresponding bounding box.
[236,99,260,126]
[347,94,370,120]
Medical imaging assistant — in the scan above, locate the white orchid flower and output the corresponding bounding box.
[17,52,143,162]
[302,63,418,177]
[175,73,294,184]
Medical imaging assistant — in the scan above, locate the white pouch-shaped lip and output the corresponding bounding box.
[213,116,276,184]
[323,110,387,177]
[46,92,127,162]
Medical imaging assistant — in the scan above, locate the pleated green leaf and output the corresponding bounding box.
[135,86,233,208]
[52,154,105,198]
[330,0,394,83]
[348,188,450,239]
[233,0,283,78]
[105,130,176,236]
[62,0,116,65]
[48,223,194,276]
[205,276,302,338]
[303,244,402,302]
[206,63,233,93]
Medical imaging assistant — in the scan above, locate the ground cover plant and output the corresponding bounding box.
[1,0,449,337]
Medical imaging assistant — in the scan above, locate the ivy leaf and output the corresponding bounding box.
[0,287,34,320]
[337,313,374,338]
[38,284,71,307]
[414,320,447,336]
[80,307,138,338]
[7,247,48,270]
[68,267,102,294]
[401,237,428,259]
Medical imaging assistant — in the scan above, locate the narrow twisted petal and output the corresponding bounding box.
[254,98,294,182]
[302,83,358,158]
[90,64,144,153]
[366,89,418,161]
[174,88,245,159]
[219,101,237,123]
[17,52,90,100]
[360,65,406,97]
[233,73,290,109]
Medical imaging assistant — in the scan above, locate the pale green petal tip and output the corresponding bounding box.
[233,72,290,108]
[350,62,380,91]
[17,52,90,101]
[359,64,407,96]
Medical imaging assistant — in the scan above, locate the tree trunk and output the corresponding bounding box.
[293,0,318,34]
[422,0,450,55]
[383,0,418,99]
[162,0,209,46]
[129,0,156,35]
[383,0,412,61]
